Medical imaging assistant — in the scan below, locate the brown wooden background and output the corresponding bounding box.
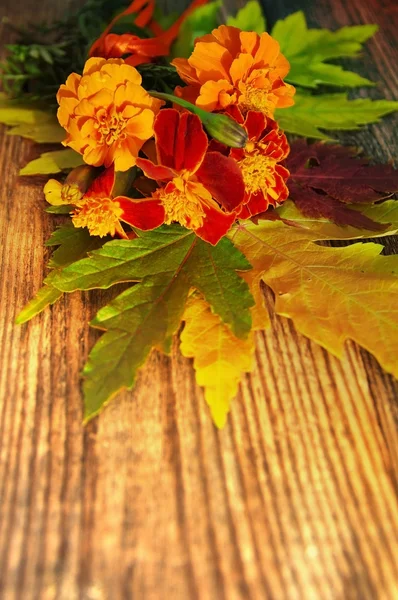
[1,0,398,598]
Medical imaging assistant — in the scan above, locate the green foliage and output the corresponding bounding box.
[19,149,83,176]
[0,92,63,143]
[227,0,266,34]
[16,225,107,324]
[49,225,254,421]
[171,0,221,59]
[276,91,398,139]
[272,11,377,88]
[136,64,183,94]
[1,0,132,105]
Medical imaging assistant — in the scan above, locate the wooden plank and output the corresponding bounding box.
[0,0,397,598]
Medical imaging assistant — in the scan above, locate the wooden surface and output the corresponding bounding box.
[1,0,398,598]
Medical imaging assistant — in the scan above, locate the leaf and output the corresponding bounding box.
[171,0,221,59]
[272,12,376,88]
[50,225,253,422]
[15,283,63,325]
[46,224,109,268]
[20,149,83,176]
[180,295,255,428]
[277,199,398,240]
[0,92,64,143]
[231,220,398,379]
[226,0,266,34]
[45,204,73,214]
[285,140,398,229]
[52,225,253,336]
[16,225,106,324]
[276,91,398,139]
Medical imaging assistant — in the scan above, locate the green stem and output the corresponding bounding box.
[149,91,248,148]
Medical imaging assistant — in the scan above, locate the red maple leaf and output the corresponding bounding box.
[286,140,398,230]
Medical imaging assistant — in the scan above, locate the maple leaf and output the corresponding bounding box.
[180,295,255,428]
[272,12,376,88]
[50,225,254,421]
[230,220,398,379]
[277,199,398,240]
[286,141,398,229]
[16,225,106,324]
[276,91,398,140]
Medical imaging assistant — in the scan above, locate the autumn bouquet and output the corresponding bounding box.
[1,0,398,427]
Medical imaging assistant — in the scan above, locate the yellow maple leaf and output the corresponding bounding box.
[180,296,255,428]
[230,220,398,378]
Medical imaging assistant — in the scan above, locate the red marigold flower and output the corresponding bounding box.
[135,108,246,245]
[90,0,209,67]
[71,166,164,237]
[213,109,290,218]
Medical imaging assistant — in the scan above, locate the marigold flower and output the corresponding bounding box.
[222,109,290,218]
[52,167,164,238]
[89,0,209,67]
[136,109,246,244]
[44,165,98,206]
[172,25,295,118]
[56,58,163,172]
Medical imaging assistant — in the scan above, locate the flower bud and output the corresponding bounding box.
[149,91,248,148]
[64,165,99,197]
[200,113,248,148]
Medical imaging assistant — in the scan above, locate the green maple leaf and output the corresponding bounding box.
[16,225,106,324]
[50,225,254,421]
[276,91,398,139]
[272,11,376,88]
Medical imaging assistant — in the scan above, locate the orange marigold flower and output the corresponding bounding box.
[172,25,295,118]
[57,58,163,172]
[136,109,246,245]
[218,109,290,218]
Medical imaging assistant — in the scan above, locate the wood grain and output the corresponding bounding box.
[0,0,398,598]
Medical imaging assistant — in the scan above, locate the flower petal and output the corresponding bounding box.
[117,195,165,230]
[195,203,237,245]
[136,157,175,181]
[86,167,116,197]
[154,109,208,173]
[196,151,245,212]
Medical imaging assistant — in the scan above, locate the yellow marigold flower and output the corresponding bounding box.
[172,25,295,118]
[56,58,163,172]
[43,165,98,206]
[44,179,82,206]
